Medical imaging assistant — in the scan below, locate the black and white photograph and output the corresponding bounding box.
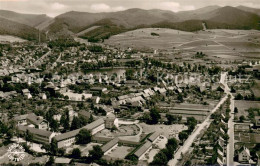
[0,0,259,165]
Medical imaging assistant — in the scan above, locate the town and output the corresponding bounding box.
[0,31,259,166]
[0,2,260,166]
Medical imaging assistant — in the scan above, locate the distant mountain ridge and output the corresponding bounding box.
[0,10,51,27]
[0,6,259,41]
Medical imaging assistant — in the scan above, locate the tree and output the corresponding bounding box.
[49,119,59,132]
[178,131,188,143]
[76,129,92,144]
[239,115,245,122]
[234,107,238,113]
[50,138,58,155]
[186,117,197,133]
[46,156,54,166]
[71,116,81,130]
[25,129,33,142]
[89,145,104,161]
[235,93,243,100]
[71,148,81,158]
[148,108,161,124]
[167,138,178,151]
[150,150,168,166]
[61,110,70,131]
[177,94,184,102]
[166,114,175,125]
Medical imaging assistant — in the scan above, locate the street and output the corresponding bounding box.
[168,72,230,166]
[226,92,235,166]
[168,94,228,166]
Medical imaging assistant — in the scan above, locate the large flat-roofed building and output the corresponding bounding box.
[55,118,105,148]
[17,126,55,144]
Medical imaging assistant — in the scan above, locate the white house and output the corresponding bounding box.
[238,146,251,163]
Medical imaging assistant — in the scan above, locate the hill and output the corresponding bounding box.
[0,6,259,41]
[176,5,221,20]
[0,10,51,28]
[0,17,44,41]
[237,6,260,16]
[204,6,260,29]
[44,6,259,41]
[45,9,178,33]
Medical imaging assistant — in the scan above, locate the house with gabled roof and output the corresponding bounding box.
[238,146,251,163]
[26,113,48,130]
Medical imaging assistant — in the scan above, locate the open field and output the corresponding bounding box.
[234,100,260,118]
[235,132,260,144]
[0,35,27,43]
[105,28,260,61]
[252,80,260,98]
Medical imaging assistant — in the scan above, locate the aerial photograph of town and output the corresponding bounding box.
[0,0,259,165]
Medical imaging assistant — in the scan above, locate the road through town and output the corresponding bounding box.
[168,73,229,166]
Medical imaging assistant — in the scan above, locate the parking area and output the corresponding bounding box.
[154,135,168,149]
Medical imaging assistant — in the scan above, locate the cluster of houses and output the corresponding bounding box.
[191,112,229,166]
[111,87,167,110]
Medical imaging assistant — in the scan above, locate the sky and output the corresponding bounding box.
[0,0,259,17]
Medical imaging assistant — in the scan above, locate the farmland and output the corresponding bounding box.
[0,35,27,43]
[234,100,260,118]
[105,28,260,61]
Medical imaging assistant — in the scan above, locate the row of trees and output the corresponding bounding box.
[150,138,178,165]
[178,117,197,144]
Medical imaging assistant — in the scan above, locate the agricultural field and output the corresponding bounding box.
[252,80,260,98]
[105,28,260,62]
[0,35,27,43]
[235,132,260,144]
[234,100,260,118]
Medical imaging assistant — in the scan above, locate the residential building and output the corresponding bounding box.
[26,113,48,130]
[238,146,251,163]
